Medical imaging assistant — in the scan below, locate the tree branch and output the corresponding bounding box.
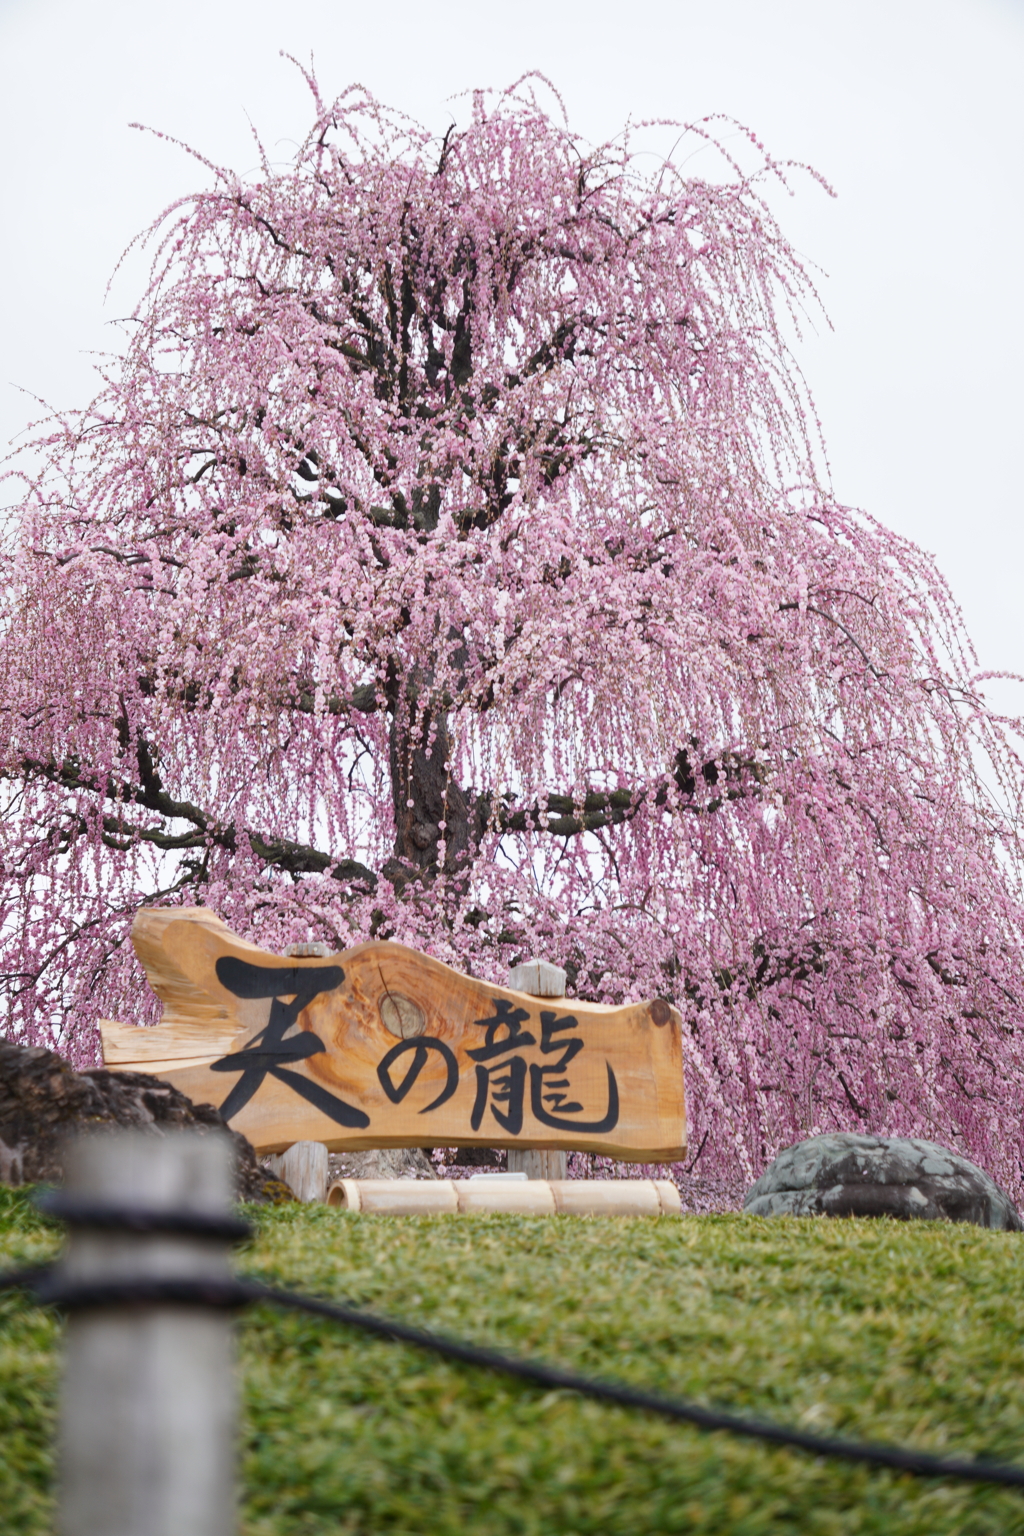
[492,747,766,838]
[19,754,377,890]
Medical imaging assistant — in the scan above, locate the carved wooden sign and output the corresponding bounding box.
[99,908,687,1161]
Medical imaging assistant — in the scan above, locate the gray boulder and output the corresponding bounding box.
[744,1133,1022,1230]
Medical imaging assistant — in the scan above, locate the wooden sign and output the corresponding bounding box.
[99,908,686,1161]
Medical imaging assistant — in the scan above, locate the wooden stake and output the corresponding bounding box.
[58,1131,237,1536]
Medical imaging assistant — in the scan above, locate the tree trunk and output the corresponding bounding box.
[386,704,478,888]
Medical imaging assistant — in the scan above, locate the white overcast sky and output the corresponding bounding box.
[2,0,1022,709]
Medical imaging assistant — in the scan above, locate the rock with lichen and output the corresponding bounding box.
[745,1133,1022,1229]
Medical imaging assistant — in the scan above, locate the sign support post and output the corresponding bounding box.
[507,960,570,1180]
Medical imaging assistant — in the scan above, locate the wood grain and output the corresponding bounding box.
[99,908,686,1160]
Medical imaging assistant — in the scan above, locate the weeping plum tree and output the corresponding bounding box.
[4,74,1024,1187]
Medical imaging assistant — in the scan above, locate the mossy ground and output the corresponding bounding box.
[3,1185,1024,1534]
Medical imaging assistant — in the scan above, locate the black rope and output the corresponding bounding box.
[36,1274,253,1310]
[35,1193,252,1242]
[2,1262,1024,1490]
[243,1281,1024,1489]
[0,1267,255,1309]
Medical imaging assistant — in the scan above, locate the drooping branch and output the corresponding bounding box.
[135,671,380,720]
[17,754,377,890]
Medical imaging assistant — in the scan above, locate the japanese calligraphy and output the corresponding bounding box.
[467,1001,619,1136]
[210,956,370,1128]
[377,1036,459,1113]
[209,960,620,1140]
[103,910,686,1160]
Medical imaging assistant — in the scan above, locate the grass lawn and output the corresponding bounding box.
[3,1185,1024,1534]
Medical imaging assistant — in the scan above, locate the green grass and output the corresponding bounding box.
[4,1187,1024,1534]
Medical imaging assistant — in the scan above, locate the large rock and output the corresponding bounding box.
[744,1133,1022,1230]
[0,1038,293,1204]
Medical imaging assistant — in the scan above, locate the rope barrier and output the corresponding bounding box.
[34,1191,253,1242]
[3,1250,1024,1491]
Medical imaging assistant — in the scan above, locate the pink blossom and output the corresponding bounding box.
[3,78,1024,1192]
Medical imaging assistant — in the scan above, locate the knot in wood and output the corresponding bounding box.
[379,993,428,1038]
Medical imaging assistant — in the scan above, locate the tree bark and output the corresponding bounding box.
[386,705,478,888]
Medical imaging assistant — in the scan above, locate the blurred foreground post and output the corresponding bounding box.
[58,1131,237,1536]
[507,960,569,1180]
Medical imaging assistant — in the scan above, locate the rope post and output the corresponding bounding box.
[507,960,569,1180]
[57,1130,238,1536]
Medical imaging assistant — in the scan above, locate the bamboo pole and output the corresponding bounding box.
[326,1177,681,1216]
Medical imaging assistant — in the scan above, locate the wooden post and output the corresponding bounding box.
[58,1130,237,1536]
[266,1140,329,1202]
[507,960,569,1180]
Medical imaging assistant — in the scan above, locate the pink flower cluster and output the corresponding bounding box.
[4,75,1024,1191]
